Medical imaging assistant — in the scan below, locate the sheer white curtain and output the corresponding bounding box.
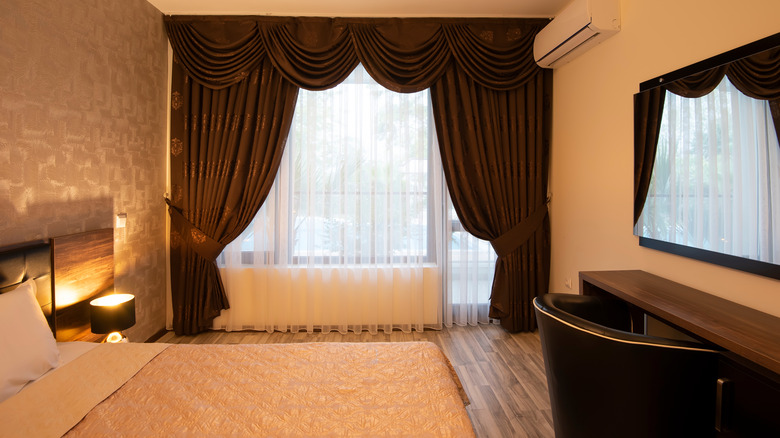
[638,78,780,263]
[443,213,496,326]
[214,64,496,334]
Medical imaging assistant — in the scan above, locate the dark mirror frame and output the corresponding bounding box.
[634,32,780,281]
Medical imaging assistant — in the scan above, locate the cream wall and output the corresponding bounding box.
[0,0,169,341]
[549,0,780,316]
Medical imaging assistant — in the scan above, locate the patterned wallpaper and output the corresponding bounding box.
[0,0,168,341]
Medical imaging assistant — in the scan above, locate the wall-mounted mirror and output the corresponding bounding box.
[634,32,780,281]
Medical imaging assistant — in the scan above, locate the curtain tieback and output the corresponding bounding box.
[490,204,548,258]
[166,199,225,261]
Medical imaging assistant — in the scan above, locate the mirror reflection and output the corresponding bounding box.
[633,33,780,280]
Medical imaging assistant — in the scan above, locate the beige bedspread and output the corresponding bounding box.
[0,343,168,438]
[34,341,472,437]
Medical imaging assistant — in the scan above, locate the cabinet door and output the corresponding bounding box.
[717,354,780,437]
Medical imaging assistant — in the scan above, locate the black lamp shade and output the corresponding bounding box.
[90,294,136,334]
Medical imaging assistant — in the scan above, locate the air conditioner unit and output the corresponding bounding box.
[533,0,621,69]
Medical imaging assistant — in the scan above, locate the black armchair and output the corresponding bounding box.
[534,293,719,438]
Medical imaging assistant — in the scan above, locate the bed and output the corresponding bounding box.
[0,235,474,437]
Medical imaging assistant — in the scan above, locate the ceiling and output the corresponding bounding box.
[147,0,570,18]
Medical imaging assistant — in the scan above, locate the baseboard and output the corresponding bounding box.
[144,327,169,343]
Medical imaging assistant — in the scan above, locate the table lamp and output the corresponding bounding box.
[90,293,136,343]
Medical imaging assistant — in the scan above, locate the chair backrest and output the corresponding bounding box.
[534,293,719,438]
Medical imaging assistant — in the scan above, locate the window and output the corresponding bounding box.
[231,64,438,266]
[216,64,496,333]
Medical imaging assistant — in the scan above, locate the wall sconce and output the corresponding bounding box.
[90,294,136,343]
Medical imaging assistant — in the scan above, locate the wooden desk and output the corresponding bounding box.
[580,270,780,375]
[580,270,780,436]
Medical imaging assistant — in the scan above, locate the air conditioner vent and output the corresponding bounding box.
[533,0,620,69]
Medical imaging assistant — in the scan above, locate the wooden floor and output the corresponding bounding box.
[157,324,555,438]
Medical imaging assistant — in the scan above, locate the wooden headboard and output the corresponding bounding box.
[0,229,115,341]
[0,240,55,332]
[51,229,114,342]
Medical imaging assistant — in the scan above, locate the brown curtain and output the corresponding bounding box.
[633,88,665,223]
[633,46,780,225]
[168,57,298,334]
[165,16,551,334]
[431,66,552,332]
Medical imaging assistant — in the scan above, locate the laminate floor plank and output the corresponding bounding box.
[156,323,553,438]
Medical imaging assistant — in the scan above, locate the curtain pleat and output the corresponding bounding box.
[165,20,266,89]
[442,24,540,90]
[350,23,449,92]
[726,48,780,99]
[664,66,727,98]
[260,23,358,91]
[727,48,780,140]
[634,45,780,226]
[166,16,551,334]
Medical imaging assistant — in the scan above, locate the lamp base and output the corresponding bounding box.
[102,331,129,343]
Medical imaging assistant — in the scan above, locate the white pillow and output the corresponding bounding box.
[0,279,60,403]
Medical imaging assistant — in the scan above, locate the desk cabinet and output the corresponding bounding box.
[579,270,780,437]
[716,354,780,437]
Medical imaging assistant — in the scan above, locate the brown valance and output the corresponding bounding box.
[664,48,780,100]
[634,45,780,224]
[660,46,780,134]
[164,16,547,92]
